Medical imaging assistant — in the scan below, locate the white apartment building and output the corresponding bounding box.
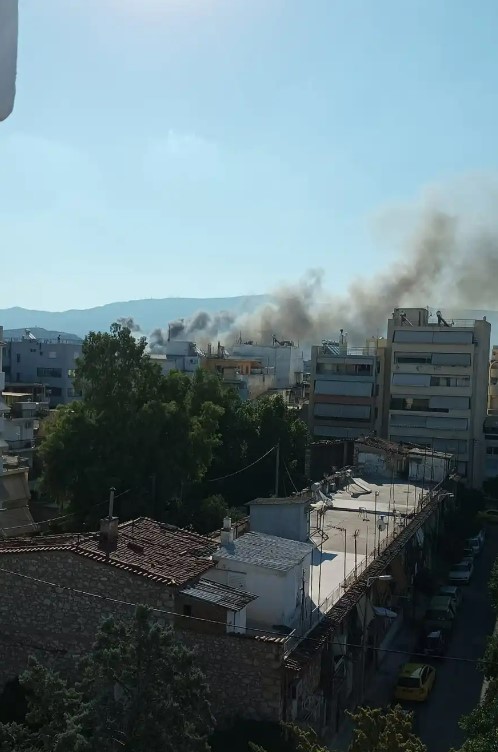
[386,308,490,488]
[231,341,304,389]
[309,334,387,440]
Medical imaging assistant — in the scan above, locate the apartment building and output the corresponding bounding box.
[231,339,304,389]
[385,308,490,487]
[488,345,498,414]
[309,333,387,440]
[2,334,82,407]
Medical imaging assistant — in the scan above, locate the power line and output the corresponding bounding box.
[0,564,491,667]
[283,458,298,493]
[0,488,131,534]
[206,445,277,482]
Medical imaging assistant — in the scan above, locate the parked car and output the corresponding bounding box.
[462,547,475,564]
[415,629,446,658]
[466,536,482,556]
[423,595,457,633]
[438,585,462,610]
[478,509,498,524]
[394,663,436,702]
[449,560,474,584]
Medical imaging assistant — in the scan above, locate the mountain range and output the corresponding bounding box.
[0,296,267,339]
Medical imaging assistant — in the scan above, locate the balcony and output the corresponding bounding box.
[6,439,35,451]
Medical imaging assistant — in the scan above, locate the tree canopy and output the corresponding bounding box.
[39,323,308,532]
[0,606,213,752]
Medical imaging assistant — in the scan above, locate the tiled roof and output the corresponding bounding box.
[214,532,313,572]
[180,578,257,611]
[0,517,216,587]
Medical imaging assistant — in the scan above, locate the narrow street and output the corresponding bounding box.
[332,528,498,752]
[415,528,498,751]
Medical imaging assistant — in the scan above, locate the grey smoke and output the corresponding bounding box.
[149,189,498,349]
[117,316,141,332]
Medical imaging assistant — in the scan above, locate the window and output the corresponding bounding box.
[67,369,76,378]
[48,387,62,396]
[48,351,57,359]
[316,362,372,376]
[37,367,62,378]
[394,330,473,345]
[3,366,10,376]
[24,422,31,429]
[16,354,20,363]
[394,352,432,364]
[487,447,498,455]
[430,376,471,387]
[394,352,471,367]
[183,605,192,617]
[390,396,470,412]
[67,388,82,398]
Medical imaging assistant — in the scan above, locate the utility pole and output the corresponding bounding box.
[353,529,359,579]
[274,442,280,497]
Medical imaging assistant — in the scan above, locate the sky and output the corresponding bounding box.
[2,0,498,311]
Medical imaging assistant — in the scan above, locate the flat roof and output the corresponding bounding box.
[249,496,310,507]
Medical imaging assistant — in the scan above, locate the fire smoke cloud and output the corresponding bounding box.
[148,178,498,349]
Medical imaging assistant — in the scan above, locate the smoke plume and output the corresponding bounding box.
[148,182,498,349]
[117,316,141,332]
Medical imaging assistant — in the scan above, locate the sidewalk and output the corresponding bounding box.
[329,620,418,750]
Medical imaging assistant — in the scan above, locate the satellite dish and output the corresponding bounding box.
[0,1,18,122]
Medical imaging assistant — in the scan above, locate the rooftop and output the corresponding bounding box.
[0,517,216,586]
[180,578,257,611]
[214,531,313,572]
[249,495,310,507]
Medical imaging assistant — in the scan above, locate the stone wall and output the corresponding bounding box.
[0,550,285,724]
[180,630,284,723]
[0,550,175,682]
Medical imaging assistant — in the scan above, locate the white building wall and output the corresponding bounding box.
[386,310,490,488]
[231,344,304,389]
[206,554,311,628]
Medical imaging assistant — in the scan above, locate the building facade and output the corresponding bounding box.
[385,308,490,487]
[3,335,82,407]
[308,335,387,441]
[231,341,304,389]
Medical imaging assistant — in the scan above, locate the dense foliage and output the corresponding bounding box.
[39,323,308,532]
[0,607,213,752]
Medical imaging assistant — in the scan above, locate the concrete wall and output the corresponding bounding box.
[249,502,309,542]
[208,557,310,628]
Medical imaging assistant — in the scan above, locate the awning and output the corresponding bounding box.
[373,606,397,619]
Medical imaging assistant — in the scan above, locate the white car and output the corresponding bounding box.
[466,538,481,556]
[449,560,474,584]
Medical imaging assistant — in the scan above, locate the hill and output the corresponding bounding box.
[0,296,268,338]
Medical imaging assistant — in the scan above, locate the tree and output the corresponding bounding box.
[39,324,224,526]
[0,607,213,752]
[347,705,426,752]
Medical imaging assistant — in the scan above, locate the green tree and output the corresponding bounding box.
[0,607,213,752]
[347,705,426,752]
[39,324,224,525]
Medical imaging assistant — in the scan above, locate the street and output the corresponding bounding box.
[332,528,498,752]
[415,527,498,751]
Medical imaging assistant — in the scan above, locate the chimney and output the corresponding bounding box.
[98,516,119,554]
[98,487,119,554]
[220,516,234,546]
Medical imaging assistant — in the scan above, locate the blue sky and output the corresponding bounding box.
[2,0,498,311]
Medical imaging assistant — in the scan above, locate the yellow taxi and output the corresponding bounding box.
[394,663,436,702]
